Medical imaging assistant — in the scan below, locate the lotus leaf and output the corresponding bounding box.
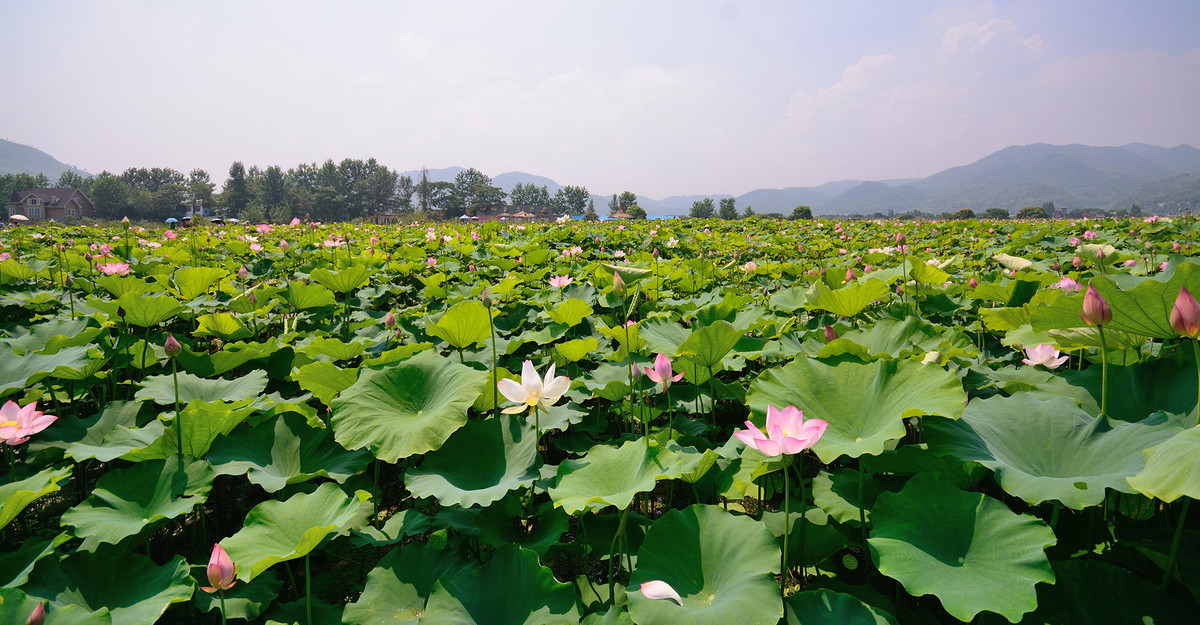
[1127,426,1200,502]
[0,466,71,530]
[783,589,899,625]
[549,439,683,514]
[136,369,268,404]
[405,415,539,508]
[208,412,371,492]
[421,545,578,624]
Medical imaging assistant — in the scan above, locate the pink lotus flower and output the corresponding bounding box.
[639,580,682,606]
[290,217,301,226]
[845,268,856,282]
[643,353,684,389]
[279,240,289,251]
[1080,284,1112,326]
[98,262,131,276]
[200,544,237,593]
[0,401,57,445]
[1022,344,1069,369]
[733,404,828,457]
[1170,286,1200,338]
[1052,277,1082,292]
[549,275,573,288]
[256,223,272,233]
[742,261,757,272]
[164,230,178,240]
[498,360,571,415]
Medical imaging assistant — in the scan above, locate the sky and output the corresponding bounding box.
[1,0,1197,198]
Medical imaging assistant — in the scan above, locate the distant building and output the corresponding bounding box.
[7,188,95,221]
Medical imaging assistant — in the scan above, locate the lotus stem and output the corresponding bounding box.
[488,305,499,421]
[608,506,630,603]
[171,358,182,456]
[858,468,868,548]
[1193,339,1199,427]
[306,553,313,625]
[794,461,807,583]
[665,383,673,440]
[1162,498,1190,588]
[1097,326,1109,417]
[219,589,227,625]
[782,465,790,602]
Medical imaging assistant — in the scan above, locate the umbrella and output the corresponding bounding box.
[165,218,178,223]
[9,214,29,221]
[459,214,471,219]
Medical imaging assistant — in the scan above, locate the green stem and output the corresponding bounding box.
[171,359,182,456]
[794,462,807,582]
[664,383,673,440]
[623,318,635,435]
[489,306,499,421]
[608,507,631,603]
[1193,339,1200,427]
[858,468,868,548]
[1050,501,1061,529]
[782,465,790,603]
[1162,498,1191,588]
[219,589,227,625]
[1097,326,1109,417]
[306,553,312,625]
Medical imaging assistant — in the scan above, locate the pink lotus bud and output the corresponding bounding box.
[824,323,837,342]
[1173,242,1181,252]
[1095,249,1105,260]
[279,240,289,251]
[383,311,396,329]
[845,268,857,282]
[1079,284,1112,326]
[613,272,627,298]
[1072,256,1082,268]
[895,232,906,245]
[201,544,237,593]
[1052,261,1060,272]
[238,265,248,280]
[481,289,493,308]
[164,334,182,358]
[25,602,45,625]
[247,292,257,305]
[969,277,978,289]
[1170,286,1200,338]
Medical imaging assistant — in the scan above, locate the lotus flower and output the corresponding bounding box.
[640,580,683,606]
[498,360,571,414]
[733,404,828,457]
[742,261,757,272]
[549,275,573,288]
[26,602,45,625]
[824,323,838,342]
[1052,276,1082,292]
[1079,284,1112,326]
[98,261,131,275]
[1170,286,1200,338]
[0,401,57,446]
[1022,344,1069,369]
[845,268,857,282]
[200,544,236,593]
[643,353,684,389]
[164,334,182,358]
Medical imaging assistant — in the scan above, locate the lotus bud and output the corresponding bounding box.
[1052,260,1060,272]
[480,289,493,308]
[613,272,627,298]
[279,239,289,251]
[824,323,838,342]
[121,216,130,228]
[64,274,73,286]
[1079,284,1112,326]
[384,310,396,328]
[1095,249,1106,260]
[895,232,906,245]
[25,603,45,625]
[1072,256,1082,268]
[1169,286,1200,338]
[117,306,126,318]
[1173,242,1181,252]
[845,268,857,282]
[201,544,237,593]
[164,334,182,358]
[238,265,248,280]
[969,276,978,289]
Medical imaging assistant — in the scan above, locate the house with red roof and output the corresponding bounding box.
[6,188,95,221]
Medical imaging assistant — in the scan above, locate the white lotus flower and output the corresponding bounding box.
[497,360,571,414]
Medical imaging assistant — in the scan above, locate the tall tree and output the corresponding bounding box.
[718,197,738,219]
[790,205,813,220]
[394,174,415,212]
[223,161,250,213]
[453,168,505,215]
[510,182,551,207]
[551,185,589,215]
[689,197,715,218]
[260,165,286,212]
[187,169,214,208]
[416,167,432,215]
[88,172,131,220]
[55,171,93,194]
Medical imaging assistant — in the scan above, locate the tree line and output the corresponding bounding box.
[2,160,597,223]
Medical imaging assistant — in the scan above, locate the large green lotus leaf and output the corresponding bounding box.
[61,455,213,544]
[804,278,890,317]
[191,569,282,621]
[556,337,599,362]
[113,398,257,461]
[812,469,894,526]
[1053,353,1199,422]
[310,265,373,294]
[172,266,229,300]
[908,260,949,285]
[94,274,152,298]
[0,345,92,397]
[547,298,593,327]
[22,547,193,625]
[405,415,539,508]
[176,338,283,377]
[925,395,1183,509]
[342,543,470,625]
[1031,262,1200,338]
[819,317,956,360]
[349,509,431,548]
[0,317,102,354]
[581,609,634,625]
[421,545,578,624]
[868,473,1056,623]
[113,292,182,327]
[0,532,68,587]
[747,357,965,463]
[858,444,987,491]
[194,313,253,341]
[262,597,343,625]
[0,258,36,281]
[299,336,366,362]
[627,504,782,625]
[677,320,742,369]
[62,401,165,462]
[425,299,492,349]
[760,503,848,568]
[276,281,337,310]
[0,466,71,530]
[638,317,692,356]
[330,349,486,463]
[1017,559,1197,624]
[548,440,683,514]
[784,589,899,625]
[208,412,371,492]
[136,369,268,404]
[0,588,53,625]
[220,482,372,582]
[294,361,358,406]
[1127,426,1200,502]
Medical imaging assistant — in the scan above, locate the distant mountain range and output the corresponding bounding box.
[6,139,1198,216]
[0,139,91,181]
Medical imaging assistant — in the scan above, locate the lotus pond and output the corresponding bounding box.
[0,215,1197,624]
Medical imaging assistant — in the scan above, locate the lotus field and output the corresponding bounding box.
[1,214,1199,624]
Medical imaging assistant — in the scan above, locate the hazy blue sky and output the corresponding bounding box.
[2,0,1197,197]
